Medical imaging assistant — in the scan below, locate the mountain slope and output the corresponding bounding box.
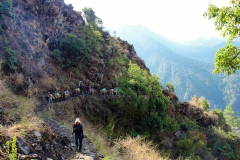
[116,24,240,110]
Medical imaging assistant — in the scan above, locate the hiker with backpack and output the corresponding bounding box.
[47,92,52,104]
[78,81,84,94]
[85,85,90,95]
[72,118,84,153]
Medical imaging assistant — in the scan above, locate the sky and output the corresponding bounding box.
[64,0,229,42]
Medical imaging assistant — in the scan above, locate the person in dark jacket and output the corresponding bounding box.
[85,85,90,95]
[47,92,51,104]
[72,118,84,152]
[78,81,84,94]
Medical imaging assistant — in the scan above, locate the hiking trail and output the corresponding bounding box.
[36,96,104,160]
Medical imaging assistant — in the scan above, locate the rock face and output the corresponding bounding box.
[168,101,218,128]
[2,0,84,76]
[0,0,148,101]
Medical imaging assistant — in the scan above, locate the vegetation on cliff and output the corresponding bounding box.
[0,0,239,159]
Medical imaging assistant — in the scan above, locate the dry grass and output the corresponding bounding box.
[115,136,167,160]
[7,116,43,138]
[83,124,119,160]
[0,78,43,138]
[188,101,199,108]
[40,74,58,91]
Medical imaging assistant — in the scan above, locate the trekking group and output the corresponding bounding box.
[46,80,118,105]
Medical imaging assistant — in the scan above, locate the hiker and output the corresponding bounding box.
[85,85,90,95]
[72,118,84,152]
[47,92,51,104]
[79,81,84,94]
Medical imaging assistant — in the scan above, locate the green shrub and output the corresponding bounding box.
[82,7,102,30]
[205,127,240,159]
[80,25,103,56]
[161,115,179,133]
[179,116,199,131]
[5,47,17,71]
[53,34,91,68]
[198,97,210,111]
[176,138,195,157]
[212,109,226,127]
[0,0,14,19]
[52,49,62,65]
[213,139,236,159]
[6,136,18,160]
[176,135,207,159]
[108,55,129,70]
[166,82,174,93]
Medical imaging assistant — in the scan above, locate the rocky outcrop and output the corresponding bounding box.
[168,102,218,127]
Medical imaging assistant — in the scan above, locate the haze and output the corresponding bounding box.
[64,0,229,42]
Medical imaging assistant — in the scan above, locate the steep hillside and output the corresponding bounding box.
[0,0,148,159]
[0,0,148,102]
[0,1,240,160]
[116,24,240,110]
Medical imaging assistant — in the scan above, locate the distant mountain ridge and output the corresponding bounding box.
[116,24,240,111]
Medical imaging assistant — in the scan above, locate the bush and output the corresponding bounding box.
[212,109,226,127]
[80,25,103,56]
[82,7,102,30]
[176,135,207,159]
[52,49,62,65]
[6,136,17,160]
[115,136,163,160]
[0,0,14,19]
[179,116,199,131]
[53,34,91,68]
[166,82,174,93]
[204,127,240,159]
[5,47,17,71]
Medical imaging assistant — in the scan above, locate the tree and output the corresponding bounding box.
[0,0,14,19]
[80,25,103,56]
[203,1,240,75]
[223,105,239,128]
[56,34,91,68]
[166,82,174,93]
[212,109,226,127]
[82,7,103,30]
[198,97,210,111]
[117,62,177,135]
[106,37,129,70]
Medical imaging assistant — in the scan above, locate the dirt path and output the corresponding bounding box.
[42,115,103,160]
[36,98,104,160]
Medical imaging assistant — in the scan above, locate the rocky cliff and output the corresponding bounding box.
[0,0,148,101]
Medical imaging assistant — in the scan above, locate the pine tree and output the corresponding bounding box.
[223,105,239,128]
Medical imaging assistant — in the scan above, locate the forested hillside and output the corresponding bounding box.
[0,0,240,160]
[116,24,240,111]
